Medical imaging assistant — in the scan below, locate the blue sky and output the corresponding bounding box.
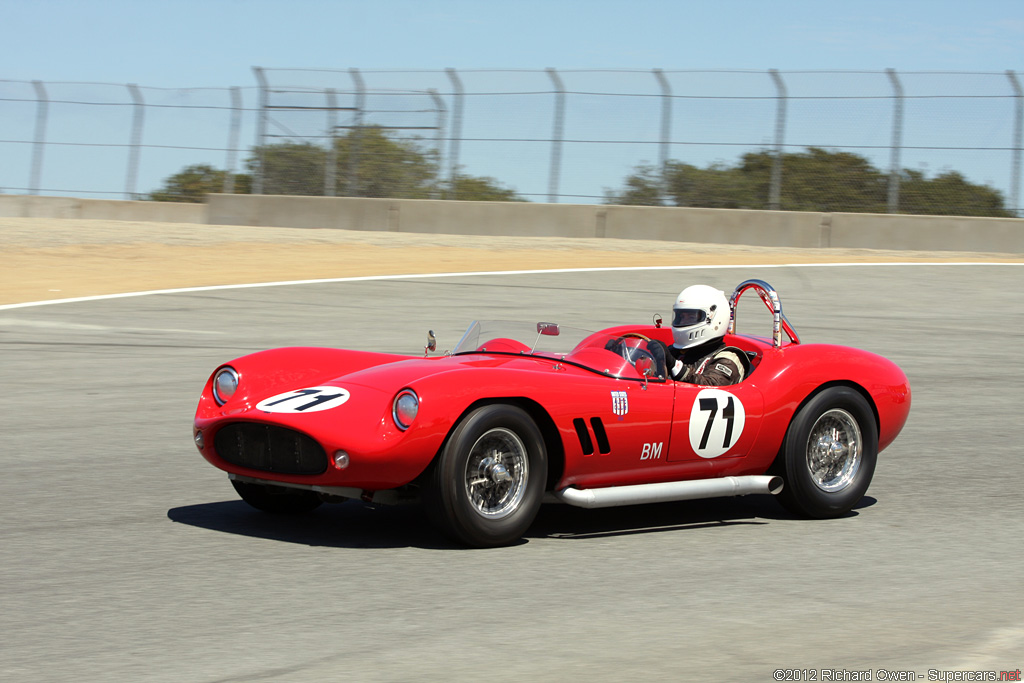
[2,0,1022,204]
[4,0,1021,86]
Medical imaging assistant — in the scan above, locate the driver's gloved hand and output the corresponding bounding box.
[643,340,668,379]
[604,338,624,355]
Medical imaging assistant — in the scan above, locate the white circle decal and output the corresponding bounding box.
[688,388,746,459]
[256,386,351,413]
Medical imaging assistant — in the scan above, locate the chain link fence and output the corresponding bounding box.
[1,69,1021,215]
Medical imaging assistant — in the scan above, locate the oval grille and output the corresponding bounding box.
[214,423,327,475]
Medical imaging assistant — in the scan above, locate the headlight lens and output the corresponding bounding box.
[393,390,419,430]
[212,366,239,405]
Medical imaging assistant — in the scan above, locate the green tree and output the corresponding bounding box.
[607,147,1011,217]
[666,161,761,209]
[249,127,525,200]
[736,148,888,212]
[445,174,524,201]
[245,128,438,198]
[603,164,665,205]
[148,164,251,202]
[333,127,438,198]
[605,161,761,208]
[248,141,328,196]
[150,127,526,203]
[897,169,1012,217]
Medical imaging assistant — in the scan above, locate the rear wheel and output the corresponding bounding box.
[231,479,323,514]
[425,404,546,547]
[774,386,878,518]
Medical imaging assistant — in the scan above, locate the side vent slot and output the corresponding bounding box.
[573,418,594,455]
[590,417,611,454]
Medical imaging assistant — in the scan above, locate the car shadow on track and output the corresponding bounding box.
[168,494,874,549]
[528,495,872,541]
[167,499,457,550]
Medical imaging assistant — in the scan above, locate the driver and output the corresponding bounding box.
[667,285,748,386]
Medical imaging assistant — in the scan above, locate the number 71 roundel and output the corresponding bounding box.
[256,386,351,413]
[688,388,746,459]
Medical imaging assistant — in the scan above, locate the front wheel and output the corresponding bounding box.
[231,479,323,514]
[425,404,547,547]
[774,386,878,518]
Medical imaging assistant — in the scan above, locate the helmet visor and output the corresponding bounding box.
[672,308,707,328]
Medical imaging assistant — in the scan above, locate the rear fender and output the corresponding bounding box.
[767,380,877,471]
[751,344,911,466]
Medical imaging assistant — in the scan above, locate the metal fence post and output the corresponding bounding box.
[346,68,366,197]
[29,80,48,195]
[428,89,446,199]
[653,68,671,205]
[325,88,338,196]
[252,67,269,195]
[1007,70,1023,217]
[886,68,905,214]
[445,68,464,193]
[546,67,565,204]
[768,69,787,210]
[125,84,145,200]
[223,86,242,194]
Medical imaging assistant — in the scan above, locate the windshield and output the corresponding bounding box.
[452,321,668,381]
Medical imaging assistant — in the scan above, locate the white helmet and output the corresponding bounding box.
[671,285,730,349]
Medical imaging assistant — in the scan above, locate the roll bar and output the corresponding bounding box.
[728,279,800,348]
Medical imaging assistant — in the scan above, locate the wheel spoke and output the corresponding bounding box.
[806,408,863,493]
[463,427,529,519]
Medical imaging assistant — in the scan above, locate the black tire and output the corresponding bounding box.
[231,479,323,514]
[425,404,547,547]
[774,386,878,518]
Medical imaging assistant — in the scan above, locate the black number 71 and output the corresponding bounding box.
[698,396,735,450]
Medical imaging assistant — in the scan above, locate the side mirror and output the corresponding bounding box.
[425,330,437,357]
[536,322,560,337]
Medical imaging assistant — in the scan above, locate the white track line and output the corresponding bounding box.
[1,261,1021,311]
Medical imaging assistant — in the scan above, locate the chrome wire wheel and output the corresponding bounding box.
[463,427,529,519]
[775,386,878,519]
[427,404,547,547]
[806,408,862,493]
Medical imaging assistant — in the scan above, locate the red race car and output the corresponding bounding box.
[193,279,911,547]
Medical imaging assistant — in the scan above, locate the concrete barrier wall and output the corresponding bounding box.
[600,204,825,247]
[207,194,1024,253]
[207,194,603,238]
[826,212,1024,252]
[4,194,1022,253]
[207,194,827,246]
[0,195,205,223]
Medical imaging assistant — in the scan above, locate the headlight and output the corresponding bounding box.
[392,390,419,430]
[212,366,239,405]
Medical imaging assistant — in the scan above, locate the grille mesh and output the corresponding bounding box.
[214,423,327,475]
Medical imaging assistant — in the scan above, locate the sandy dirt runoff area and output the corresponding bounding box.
[2,217,1022,306]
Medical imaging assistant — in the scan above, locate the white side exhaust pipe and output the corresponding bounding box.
[553,475,784,509]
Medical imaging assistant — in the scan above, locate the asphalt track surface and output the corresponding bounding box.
[2,263,1023,682]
